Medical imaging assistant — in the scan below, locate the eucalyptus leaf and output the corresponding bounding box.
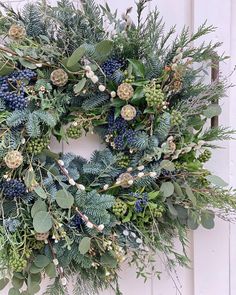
[34,255,50,268]
[29,264,43,274]
[79,237,91,255]
[45,263,57,278]
[0,278,9,290]
[203,104,222,118]
[100,251,118,268]
[33,211,52,233]
[67,46,85,68]
[166,200,178,218]
[173,182,184,199]
[206,175,228,187]
[8,288,21,295]
[185,184,197,206]
[95,40,113,56]
[160,160,175,172]
[201,210,215,229]
[12,277,24,289]
[187,211,199,230]
[34,186,47,199]
[160,182,174,199]
[74,78,87,94]
[56,190,74,209]
[19,58,37,69]
[0,62,14,76]
[127,59,145,77]
[31,199,47,218]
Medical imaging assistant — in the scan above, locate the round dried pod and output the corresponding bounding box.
[121,104,137,121]
[4,150,23,169]
[50,69,68,87]
[35,232,49,241]
[117,172,134,188]
[117,83,134,100]
[8,24,26,40]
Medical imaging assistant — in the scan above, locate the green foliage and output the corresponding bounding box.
[0,1,235,295]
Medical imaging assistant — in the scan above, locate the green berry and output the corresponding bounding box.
[113,199,127,217]
[171,110,183,126]
[144,82,166,109]
[66,124,82,139]
[9,250,27,272]
[117,155,130,168]
[152,205,165,218]
[198,150,212,163]
[27,137,50,155]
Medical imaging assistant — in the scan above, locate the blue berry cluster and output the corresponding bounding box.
[107,112,136,150]
[0,69,36,110]
[4,218,21,233]
[101,58,124,78]
[72,214,84,229]
[0,179,27,198]
[130,192,148,213]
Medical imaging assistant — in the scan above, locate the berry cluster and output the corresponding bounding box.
[130,192,148,213]
[113,199,127,217]
[198,150,212,163]
[72,214,84,229]
[27,137,50,155]
[171,110,183,126]
[106,112,136,150]
[4,218,20,233]
[152,205,165,218]
[101,58,125,78]
[66,124,83,139]
[0,69,36,110]
[0,179,27,199]
[117,154,130,168]
[144,82,167,110]
[9,250,27,272]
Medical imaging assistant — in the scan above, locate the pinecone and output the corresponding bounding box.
[117,83,134,100]
[35,232,49,241]
[8,24,26,40]
[4,150,23,169]
[113,199,127,217]
[121,105,137,121]
[50,69,68,87]
[117,172,133,188]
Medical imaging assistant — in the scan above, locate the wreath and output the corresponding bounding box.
[0,1,235,294]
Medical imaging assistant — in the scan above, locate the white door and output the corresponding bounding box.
[3,1,236,294]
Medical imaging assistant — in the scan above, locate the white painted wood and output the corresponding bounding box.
[2,0,236,294]
[193,0,232,294]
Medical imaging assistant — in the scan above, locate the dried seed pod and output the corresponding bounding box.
[4,151,23,169]
[117,83,134,100]
[8,24,26,40]
[121,104,136,121]
[35,232,49,241]
[50,69,68,87]
[117,172,134,188]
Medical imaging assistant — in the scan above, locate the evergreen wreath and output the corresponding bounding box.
[0,1,235,294]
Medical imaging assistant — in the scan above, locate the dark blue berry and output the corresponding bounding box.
[72,214,84,229]
[0,69,36,110]
[101,58,125,78]
[0,179,27,198]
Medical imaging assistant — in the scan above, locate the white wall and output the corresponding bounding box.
[3,0,236,294]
